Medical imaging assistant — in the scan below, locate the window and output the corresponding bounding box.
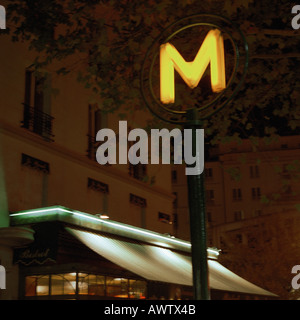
[173,213,178,229]
[251,187,261,200]
[236,234,243,244]
[171,170,177,183]
[129,194,147,208]
[129,163,147,181]
[172,192,178,211]
[87,178,109,194]
[129,280,147,299]
[234,210,244,221]
[283,185,293,195]
[78,274,105,296]
[207,212,212,223]
[20,154,49,208]
[206,190,215,204]
[25,274,77,296]
[22,68,53,141]
[87,104,108,160]
[250,165,260,178]
[130,193,147,228]
[87,178,109,215]
[106,277,128,298]
[205,168,213,179]
[126,128,148,181]
[252,209,262,217]
[25,275,50,296]
[21,153,50,174]
[248,235,258,248]
[51,274,76,296]
[227,167,241,181]
[232,188,242,201]
[158,212,172,224]
[219,236,228,253]
[25,273,146,299]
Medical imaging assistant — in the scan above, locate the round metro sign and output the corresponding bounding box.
[141,14,248,124]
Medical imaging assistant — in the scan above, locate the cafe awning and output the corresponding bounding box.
[66,227,276,297]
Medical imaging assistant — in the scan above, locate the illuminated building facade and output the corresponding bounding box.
[0,32,174,299]
[0,19,276,300]
[172,135,300,248]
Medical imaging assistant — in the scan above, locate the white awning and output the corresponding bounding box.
[66,227,276,297]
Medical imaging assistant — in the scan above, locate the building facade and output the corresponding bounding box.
[172,135,300,249]
[0,17,281,300]
[0,32,175,299]
[0,33,175,233]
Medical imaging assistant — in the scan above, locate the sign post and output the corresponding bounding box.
[186,109,209,300]
[141,14,248,299]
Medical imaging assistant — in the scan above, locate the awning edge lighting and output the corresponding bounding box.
[10,205,219,257]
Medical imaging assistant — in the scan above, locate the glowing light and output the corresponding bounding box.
[10,206,220,257]
[10,206,191,248]
[10,207,61,217]
[100,214,110,219]
[160,29,226,104]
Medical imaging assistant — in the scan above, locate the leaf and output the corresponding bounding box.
[260,195,270,204]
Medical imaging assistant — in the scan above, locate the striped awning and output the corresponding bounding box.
[66,227,276,297]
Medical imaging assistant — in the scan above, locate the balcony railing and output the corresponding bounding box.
[21,104,54,142]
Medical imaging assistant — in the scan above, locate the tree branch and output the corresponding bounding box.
[251,53,300,60]
[247,28,300,37]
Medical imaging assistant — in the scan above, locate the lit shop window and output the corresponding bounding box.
[78,274,105,296]
[25,273,77,296]
[129,280,147,299]
[25,273,146,299]
[106,277,128,298]
[51,274,76,295]
[25,275,50,296]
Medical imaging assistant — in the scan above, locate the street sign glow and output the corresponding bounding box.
[160,29,226,104]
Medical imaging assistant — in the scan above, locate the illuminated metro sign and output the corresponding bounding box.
[141,14,248,124]
[160,29,226,104]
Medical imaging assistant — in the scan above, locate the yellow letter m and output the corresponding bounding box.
[160,29,226,104]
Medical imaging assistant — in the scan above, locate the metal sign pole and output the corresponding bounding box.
[186,109,209,300]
